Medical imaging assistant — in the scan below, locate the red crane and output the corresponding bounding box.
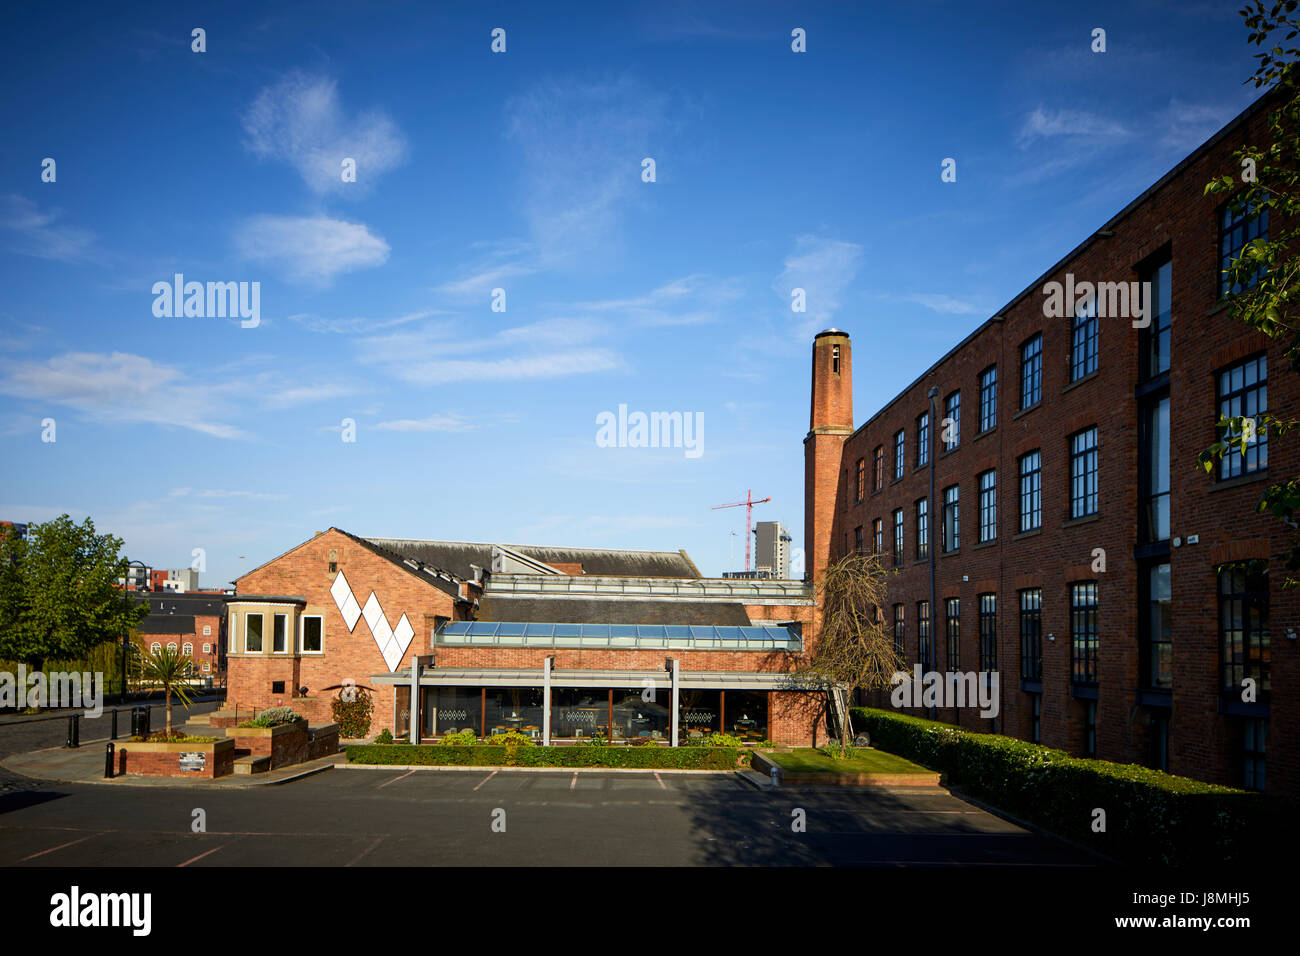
[711,490,771,573]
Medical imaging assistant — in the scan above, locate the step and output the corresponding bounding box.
[233,755,271,775]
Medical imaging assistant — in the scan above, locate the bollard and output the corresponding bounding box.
[66,714,80,748]
[104,742,115,778]
[111,709,118,741]
[769,765,780,787]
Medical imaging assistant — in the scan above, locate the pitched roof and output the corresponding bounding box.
[362,536,701,580]
[136,615,196,635]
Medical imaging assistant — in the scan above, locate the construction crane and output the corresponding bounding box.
[711,490,771,572]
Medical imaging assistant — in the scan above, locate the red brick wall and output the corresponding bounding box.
[119,745,234,779]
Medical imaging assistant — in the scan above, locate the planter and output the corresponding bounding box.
[120,738,235,779]
[231,720,338,768]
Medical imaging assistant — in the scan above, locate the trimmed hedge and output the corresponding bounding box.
[850,706,1295,866]
[346,744,742,770]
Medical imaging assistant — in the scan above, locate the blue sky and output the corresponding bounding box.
[0,0,1263,584]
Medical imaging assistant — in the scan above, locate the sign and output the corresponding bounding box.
[179,752,206,772]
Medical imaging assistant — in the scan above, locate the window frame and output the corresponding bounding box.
[978,469,997,543]
[978,593,997,672]
[1069,581,1100,686]
[1069,427,1100,519]
[942,484,960,552]
[301,614,325,655]
[1018,450,1042,532]
[979,365,997,433]
[1020,334,1043,410]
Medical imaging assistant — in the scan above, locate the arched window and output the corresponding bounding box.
[167,642,177,652]
[150,642,161,654]
[183,642,193,656]
[202,643,211,653]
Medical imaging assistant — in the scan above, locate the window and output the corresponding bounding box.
[854,525,864,555]
[1142,258,1172,378]
[1020,589,1042,681]
[893,510,904,568]
[978,470,997,542]
[1217,355,1268,479]
[1069,427,1099,518]
[1141,396,1170,542]
[167,642,177,652]
[832,344,841,373]
[271,680,285,695]
[1018,451,1042,532]
[302,616,323,653]
[1219,194,1268,298]
[893,430,905,480]
[150,642,161,655]
[978,594,997,672]
[917,601,932,671]
[1070,582,1099,685]
[942,485,959,552]
[872,518,883,555]
[273,613,288,653]
[202,662,211,673]
[916,412,929,467]
[893,604,905,657]
[1142,563,1172,689]
[1030,693,1041,744]
[1084,701,1097,758]
[915,498,929,560]
[856,458,865,502]
[1071,298,1099,381]
[943,391,961,451]
[1149,713,1169,772]
[1218,560,1269,697]
[202,642,211,653]
[979,366,997,432]
[202,624,212,636]
[1020,335,1042,409]
[945,598,960,671]
[182,642,193,656]
[873,446,884,491]
[1242,718,1267,791]
[245,613,264,653]
[229,613,237,652]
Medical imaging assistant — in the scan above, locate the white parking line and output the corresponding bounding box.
[653,772,667,790]
[346,836,386,867]
[570,772,578,790]
[473,770,498,791]
[177,845,225,867]
[377,769,416,789]
[18,834,96,862]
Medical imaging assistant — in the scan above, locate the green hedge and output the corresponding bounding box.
[346,744,742,770]
[850,706,1295,866]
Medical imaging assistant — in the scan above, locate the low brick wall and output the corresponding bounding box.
[119,739,235,779]
[307,724,340,760]
[231,722,310,769]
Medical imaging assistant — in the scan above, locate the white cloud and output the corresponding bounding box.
[772,235,864,336]
[374,414,474,432]
[235,214,389,284]
[569,274,744,326]
[262,382,360,410]
[1016,107,1130,147]
[286,309,445,335]
[0,195,98,262]
[242,72,408,195]
[897,293,984,316]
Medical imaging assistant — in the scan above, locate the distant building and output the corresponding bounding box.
[0,521,28,542]
[134,591,227,678]
[162,568,201,592]
[753,521,793,579]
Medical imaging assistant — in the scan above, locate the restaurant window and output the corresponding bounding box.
[943,391,961,451]
[1020,589,1042,681]
[942,484,959,552]
[1070,582,1099,685]
[1219,194,1268,298]
[1216,355,1268,480]
[1019,451,1042,532]
[978,593,997,672]
[945,598,960,671]
[1020,334,1043,409]
[1218,560,1270,698]
[979,366,997,432]
[917,412,930,466]
[1069,427,1099,519]
[915,498,929,560]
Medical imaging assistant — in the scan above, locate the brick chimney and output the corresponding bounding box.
[804,329,853,588]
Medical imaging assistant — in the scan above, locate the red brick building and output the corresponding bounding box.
[811,91,1296,795]
[134,592,226,680]
[229,528,824,745]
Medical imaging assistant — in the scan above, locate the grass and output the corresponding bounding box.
[765,748,933,775]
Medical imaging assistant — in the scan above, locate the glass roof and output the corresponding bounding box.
[438,621,799,650]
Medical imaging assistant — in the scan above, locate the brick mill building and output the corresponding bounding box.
[134,591,226,681]
[808,90,1296,795]
[228,528,823,745]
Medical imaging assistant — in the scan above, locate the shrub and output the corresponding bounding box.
[375,728,394,745]
[485,731,533,747]
[331,687,374,739]
[244,706,303,728]
[849,706,1296,866]
[629,736,659,747]
[439,729,478,745]
[129,732,218,743]
[346,744,742,770]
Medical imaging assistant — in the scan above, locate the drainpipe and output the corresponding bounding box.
[927,385,939,722]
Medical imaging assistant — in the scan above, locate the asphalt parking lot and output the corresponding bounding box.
[0,765,1095,867]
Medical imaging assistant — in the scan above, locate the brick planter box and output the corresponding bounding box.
[231,720,340,768]
[120,738,235,779]
[752,751,941,788]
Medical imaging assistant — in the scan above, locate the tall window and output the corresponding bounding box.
[915,498,929,560]
[1070,582,1099,685]
[978,593,997,672]
[893,604,905,658]
[302,616,323,653]
[1242,718,1268,792]
[1018,451,1042,532]
[1218,560,1270,697]
[1019,589,1042,681]
[273,613,288,653]
[893,429,905,480]
[1084,701,1097,758]
[978,469,997,542]
[245,613,264,653]
[1069,427,1099,518]
[872,517,883,555]
[1219,194,1269,298]
[1142,563,1172,689]
[873,445,885,491]
[1020,334,1043,409]
[916,412,930,466]
[979,366,997,432]
[1143,258,1172,378]
[1071,299,1099,381]
[942,485,960,552]
[1030,693,1041,743]
[943,391,961,451]
[945,598,961,671]
[1141,396,1170,541]
[917,601,932,671]
[854,525,864,555]
[893,509,904,568]
[856,458,865,502]
[1217,355,1268,479]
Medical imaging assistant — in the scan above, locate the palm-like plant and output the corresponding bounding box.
[134,640,195,738]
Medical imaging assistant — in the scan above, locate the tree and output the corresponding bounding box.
[0,515,147,708]
[1201,1,1300,586]
[790,550,904,753]
[134,642,195,738]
